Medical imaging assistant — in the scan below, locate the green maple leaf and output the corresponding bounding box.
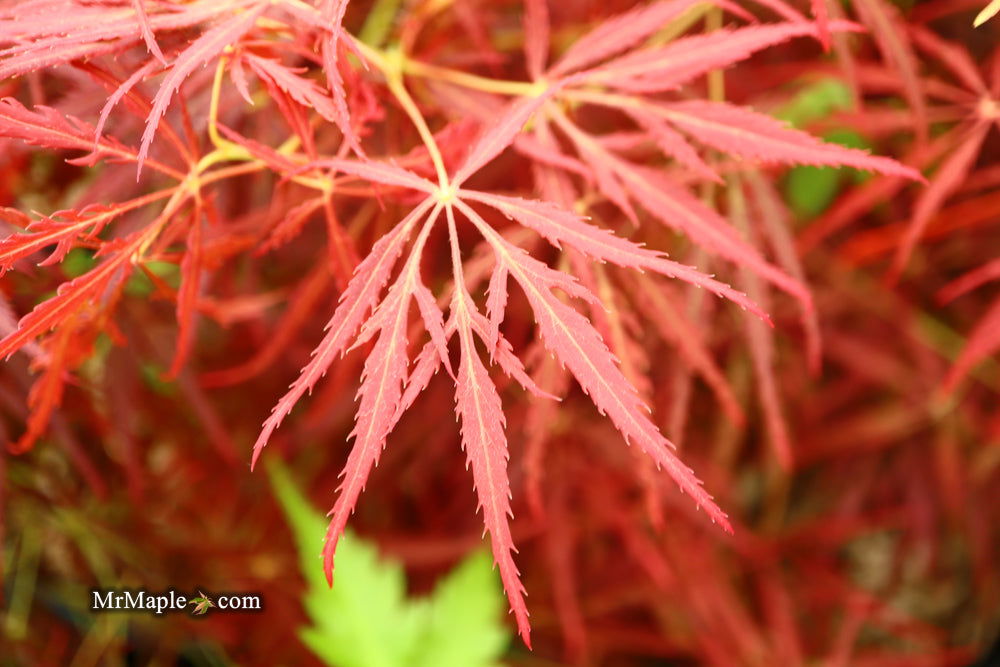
[269,462,510,667]
[189,591,216,616]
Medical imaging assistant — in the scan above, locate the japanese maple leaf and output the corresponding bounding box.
[803,28,997,278]
[189,591,216,615]
[251,93,763,646]
[486,3,922,317]
[809,0,928,143]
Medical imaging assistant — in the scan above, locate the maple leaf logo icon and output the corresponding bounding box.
[189,591,215,616]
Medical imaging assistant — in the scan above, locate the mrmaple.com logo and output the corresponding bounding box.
[91,589,262,616]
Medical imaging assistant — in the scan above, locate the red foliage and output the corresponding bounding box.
[1,0,997,664]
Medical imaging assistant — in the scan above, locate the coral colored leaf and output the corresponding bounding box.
[201,266,331,387]
[0,235,140,361]
[0,193,168,274]
[459,200,732,532]
[485,262,508,349]
[312,158,436,192]
[0,39,122,81]
[322,271,413,584]
[316,0,365,157]
[0,98,122,154]
[551,112,639,224]
[414,282,452,374]
[452,88,565,187]
[321,209,440,585]
[465,306,557,400]
[587,22,861,93]
[729,184,793,469]
[454,299,530,646]
[659,101,923,178]
[397,324,454,422]
[132,0,166,64]
[446,204,530,645]
[624,107,722,183]
[229,55,254,105]
[908,26,987,95]
[514,134,594,184]
[613,158,813,311]
[252,198,435,466]
[258,197,325,254]
[461,190,768,320]
[138,4,264,175]
[245,55,343,125]
[12,323,76,453]
[94,60,161,146]
[0,0,253,50]
[549,0,710,77]
[322,39,365,157]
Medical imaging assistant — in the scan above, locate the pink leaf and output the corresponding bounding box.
[138,4,264,176]
[311,158,436,193]
[324,32,366,156]
[550,0,715,76]
[463,190,769,320]
[659,100,923,178]
[252,198,435,466]
[485,261,509,350]
[245,54,343,125]
[229,55,254,106]
[0,234,140,361]
[458,200,732,532]
[414,282,453,375]
[322,273,413,584]
[624,106,722,183]
[95,60,160,146]
[132,0,166,64]
[0,98,116,153]
[0,192,169,274]
[454,307,531,646]
[909,25,987,95]
[452,86,565,187]
[586,22,861,93]
[615,160,814,311]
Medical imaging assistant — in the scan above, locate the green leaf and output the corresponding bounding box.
[778,80,873,219]
[124,260,178,297]
[414,550,509,667]
[775,79,853,129]
[62,248,96,278]
[268,462,510,667]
